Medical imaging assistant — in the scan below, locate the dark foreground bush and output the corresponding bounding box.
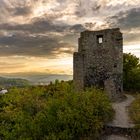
[0,82,113,140]
[129,94,140,139]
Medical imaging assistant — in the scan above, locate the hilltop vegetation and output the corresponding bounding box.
[124,53,140,138]
[129,95,140,125]
[0,81,114,140]
[123,53,140,92]
[129,94,140,139]
[0,77,30,88]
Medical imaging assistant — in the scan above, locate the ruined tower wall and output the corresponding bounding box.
[73,28,123,100]
[73,52,85,90]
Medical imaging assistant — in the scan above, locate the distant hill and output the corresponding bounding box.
[0,73,73,85]
[0,77,30,87]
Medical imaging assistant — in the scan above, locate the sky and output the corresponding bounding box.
[0,0,140,75]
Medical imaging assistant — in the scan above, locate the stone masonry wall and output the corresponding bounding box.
[73,28,123,100]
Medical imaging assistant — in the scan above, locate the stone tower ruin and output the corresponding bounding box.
[73,28,123,100]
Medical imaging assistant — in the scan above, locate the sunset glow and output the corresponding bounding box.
[0,0,140,75]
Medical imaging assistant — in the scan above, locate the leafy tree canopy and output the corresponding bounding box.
[123,53,140,92]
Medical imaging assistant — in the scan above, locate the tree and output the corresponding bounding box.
[123,53,140,91]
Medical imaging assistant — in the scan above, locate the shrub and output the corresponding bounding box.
[0,82,113,140]
[129,95,140,126]
[129,95,140,139]
[123,53,140,92]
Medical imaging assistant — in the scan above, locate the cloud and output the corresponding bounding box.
[75,0,102,18]
[106,7,140,44]
[0,59,28,73]
[0,15,85,58]
[0,62,26,69]
[124,32,140,45]
[74,0,140,18]
[0,17,85,33]
[0,0,139,74]
[107,8,140,30]
[0,32,76,57]
[13,6,32,16]
[0,0,140,58]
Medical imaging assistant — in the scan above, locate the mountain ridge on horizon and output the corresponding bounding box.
[0,73,73,85]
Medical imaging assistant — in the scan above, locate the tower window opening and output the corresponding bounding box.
[97,35,103,44]
[114,63,117,68]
